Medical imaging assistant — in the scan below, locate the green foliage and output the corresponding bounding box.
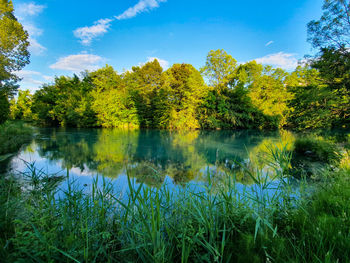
[31,74,97,127]
[90,65,139,128]
[307,0,350,50]
[199,88,279,129]
[126,59,165,128]
[302,0,350,130]
[311,48,350,128]
[9,90,33,121]
[157,63,209,129]
[293,136,342,165]
[0,0,30,97]
[12,48,350,131]
[0,121,32,155]
[0,92,9,124]
[200,49,237,89]
[247,67,292,127]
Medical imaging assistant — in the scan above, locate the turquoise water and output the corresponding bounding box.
[7,128,291,190]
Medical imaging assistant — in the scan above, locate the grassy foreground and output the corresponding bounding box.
[0,150,349,263]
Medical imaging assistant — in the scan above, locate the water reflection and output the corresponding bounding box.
[12,128,293,187]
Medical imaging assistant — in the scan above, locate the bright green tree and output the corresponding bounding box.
[10,89,33,121]
[200,49,237,90]
[90,65,139,128]
[0,0,30,123]
[246,66,292,127]
[157,63,209,129]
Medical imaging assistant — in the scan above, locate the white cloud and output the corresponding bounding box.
[74,0,166,45]
[265,41,274,47]
[147,57,169,69]
[15,2,46,56]
[115,0,167,20]
[16,2,45,18]
[15,70,43,85]
[28,37,47,55]
[14,70,55,92]
[255,52,299,70]
[74,18,113,46]
[50,54,105,72]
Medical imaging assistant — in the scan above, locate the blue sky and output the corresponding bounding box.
[13,0,324,92]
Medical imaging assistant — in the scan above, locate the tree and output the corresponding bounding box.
[90,65,139,128]
[10,89,33,121]
[0,0,30,95]
[157,63,208,129]
[0,0,30,123]
[306,0,350,128]
[0,93,9,123]
[200,49,237,90]
[31,75,97,127]
[307,0,350,50]
[247,66,292,127]
[125,59,164,128]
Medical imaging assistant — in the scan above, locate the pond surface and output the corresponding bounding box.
[6,128,295,191]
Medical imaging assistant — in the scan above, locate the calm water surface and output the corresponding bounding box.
[7,128,294,192]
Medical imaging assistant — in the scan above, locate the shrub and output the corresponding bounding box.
[293,136,342,165]
[0,94,10,124]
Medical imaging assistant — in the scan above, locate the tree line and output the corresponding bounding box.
[2,0,350,130]
[9,49,350,130]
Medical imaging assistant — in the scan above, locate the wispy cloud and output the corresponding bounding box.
[14,2,46,55]
[255,52,298,70]
[15,70,54,92]
[15,70,43,85]
[74,0,167,45]
[74,19,113,45]
[265,40,274,47]
[28,38,47,55]
[115,0,167,20]
[50,54,105,72]
[16,2,46,18]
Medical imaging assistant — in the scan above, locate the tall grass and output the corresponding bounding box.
[1,143,350,262]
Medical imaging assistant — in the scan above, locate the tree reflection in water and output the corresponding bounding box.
[31,128,292,187]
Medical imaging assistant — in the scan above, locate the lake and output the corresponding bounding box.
[4,128,297,192]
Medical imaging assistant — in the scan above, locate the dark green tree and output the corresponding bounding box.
[305,0,350,128]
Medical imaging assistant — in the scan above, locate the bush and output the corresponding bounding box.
[0,121,33,155]
[0,94,10,124]
[293,136,342,165]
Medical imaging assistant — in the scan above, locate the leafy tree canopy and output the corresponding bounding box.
[307,0,350,50]
[0,0,30,96]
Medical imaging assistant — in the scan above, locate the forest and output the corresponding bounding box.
[6,48,350,131]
